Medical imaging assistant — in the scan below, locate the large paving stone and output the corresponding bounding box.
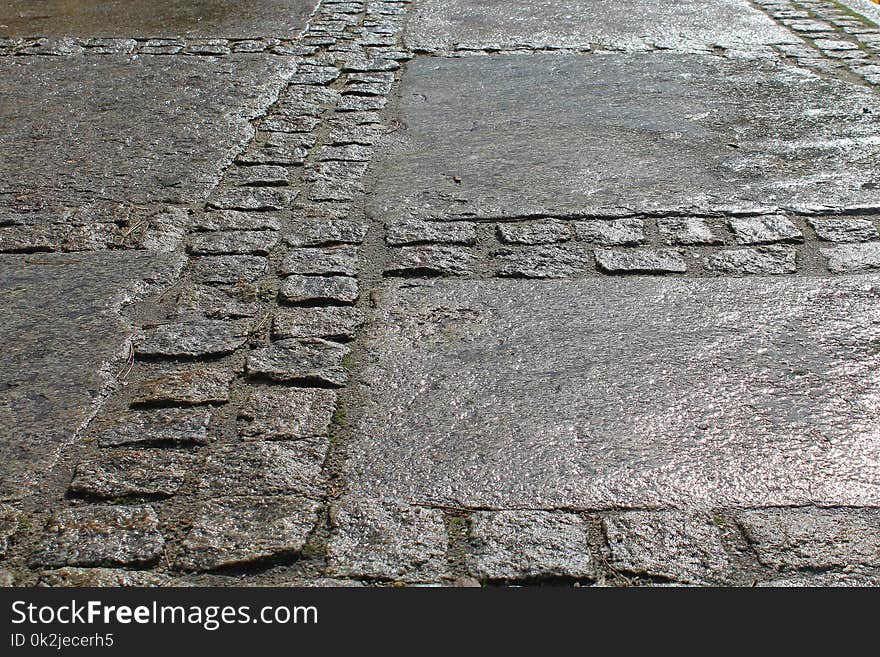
[366,54,880,222]
[341,277,880,511]
[0,252,182,500]
[405,0,797,52]
[0,1,315,39]
[0,55,294,225]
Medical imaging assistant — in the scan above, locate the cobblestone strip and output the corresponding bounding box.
[0,36,314,57]
[378,212,880,280]
[752,0,880,84]
[0,0,414,587]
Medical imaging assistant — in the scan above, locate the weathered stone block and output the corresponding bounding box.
[239,387,337,441]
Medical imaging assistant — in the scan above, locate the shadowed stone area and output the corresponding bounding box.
[0,252,183,500]
[342,276,880,511]
[367,53,880,221]
[405,0,798,52]
[0,55,295,225]
[0,0,316,38]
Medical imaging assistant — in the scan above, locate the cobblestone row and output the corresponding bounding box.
[753,0,880,84]
[1,0,414,587]
[379,212,880,279]
[0,36,313,58]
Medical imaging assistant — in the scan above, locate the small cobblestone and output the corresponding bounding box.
[188,231,280,256]
[808,217,879,243]
[280,275,359,305]
[191,210,282,232]
[705,246,798,275]
[575,218,645,246]
[385,245,476,277]
[594,248,687,274]
[280,246,359,277]
[225,165,290,187]
[821,242,880,273]
[657,217,723,245]
[495,245,590,278]
[386,219,477,246]
[93,409,212,447]
[286,219,369,246]
[38,567,171,587]
[729,215,803,245]
[239,387,337,441]
[190,255,268,284]
[497,220,571,245]
[273,306,365,341]
[32,506,164,568]
[207,187,298,212]
[69,450,196,498]
[247,338,350,387]
[134,368,235,406]
[136,320,248,358]
[467,511,596,581]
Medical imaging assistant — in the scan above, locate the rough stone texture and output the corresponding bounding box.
[247,338,350,387]
[385,245,476,277]
[198,441,328,499]
[822,243,880,273]
[93,409,212,447]
[603,512,733,584]
[239,387,337,441]
[136,320,248,357]
[192,210,282,232]
[658,217,723,245]
[497,220,571,245]
[280,246,359,277]
[273,306,365,341]
[595,248,687,274]
[280,275,359,305]
[808,217,879,243]
[190,255,269,285]
[38,567,170,588]
[386,219,477,246]
[495,245,590,278]
[328,498,449,582]
[188,231,280,256]
[729,216,803,245]
[737,508,880,570]
[367,54,880,222]
[575,219,645,246]
[706,246,798,275]
[69,450,196,498]
[207,187,298,212]
[0,505,20,558]
[134,368,235,405]
[0,252,181,500]
[32,506,164,568]
[0,56,294,225]
[405,0,798,52]
[178,495,320,571]
[0,0,315,38]
[467,511,596,581]
[757,570,880,587]
[344,277,880,511]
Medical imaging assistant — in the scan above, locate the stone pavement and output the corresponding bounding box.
[1,0,879,587]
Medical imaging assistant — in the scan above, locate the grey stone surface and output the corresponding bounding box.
[343,277,880,511]
[0,0,315,38]
[136,320,248,358]
[808,217,879,243]
[405,0,797,52]
[367,54,880,222]
[247,338,350,387]
[756,570,880,587]
[328,498,449,582]
[190,255,269,285]
[198,441,328,499]
[0,252,181,499]
[192,210,282,232]
[729,215,803,245]
[93,409,212,447]
[497,220,571,245]
[32,506,164,568]
[280,275,359,305]
[178,495,320,571]
[134,368,235,405]
[706,246,798,275]
[273,306,365,341]
[386,219,477,246]
[575,219,645,246]
[0,56,294,225]
[0,505,20,558]
[207,187,298,212]
[737,508,880,569]
[467,511,596,581]
[495,245,590,278]
[188,231,280,256]
[658,217,723,245]
[280,247,360,277]
[385,245,476,277]
[38,567,170,588]
[69,450,196,499]
[595,248,687,274]
[821,243,880,273]
[239,387,337,441]
[287,220,370,247]
[603,511,733,584]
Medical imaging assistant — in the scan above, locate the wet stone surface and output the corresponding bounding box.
[705,246,798,275]
[247,338,350,387]
[69,450,196,498]
[92,409,212,447]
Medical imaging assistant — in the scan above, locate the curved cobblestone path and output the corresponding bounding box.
[1,0,880,586]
